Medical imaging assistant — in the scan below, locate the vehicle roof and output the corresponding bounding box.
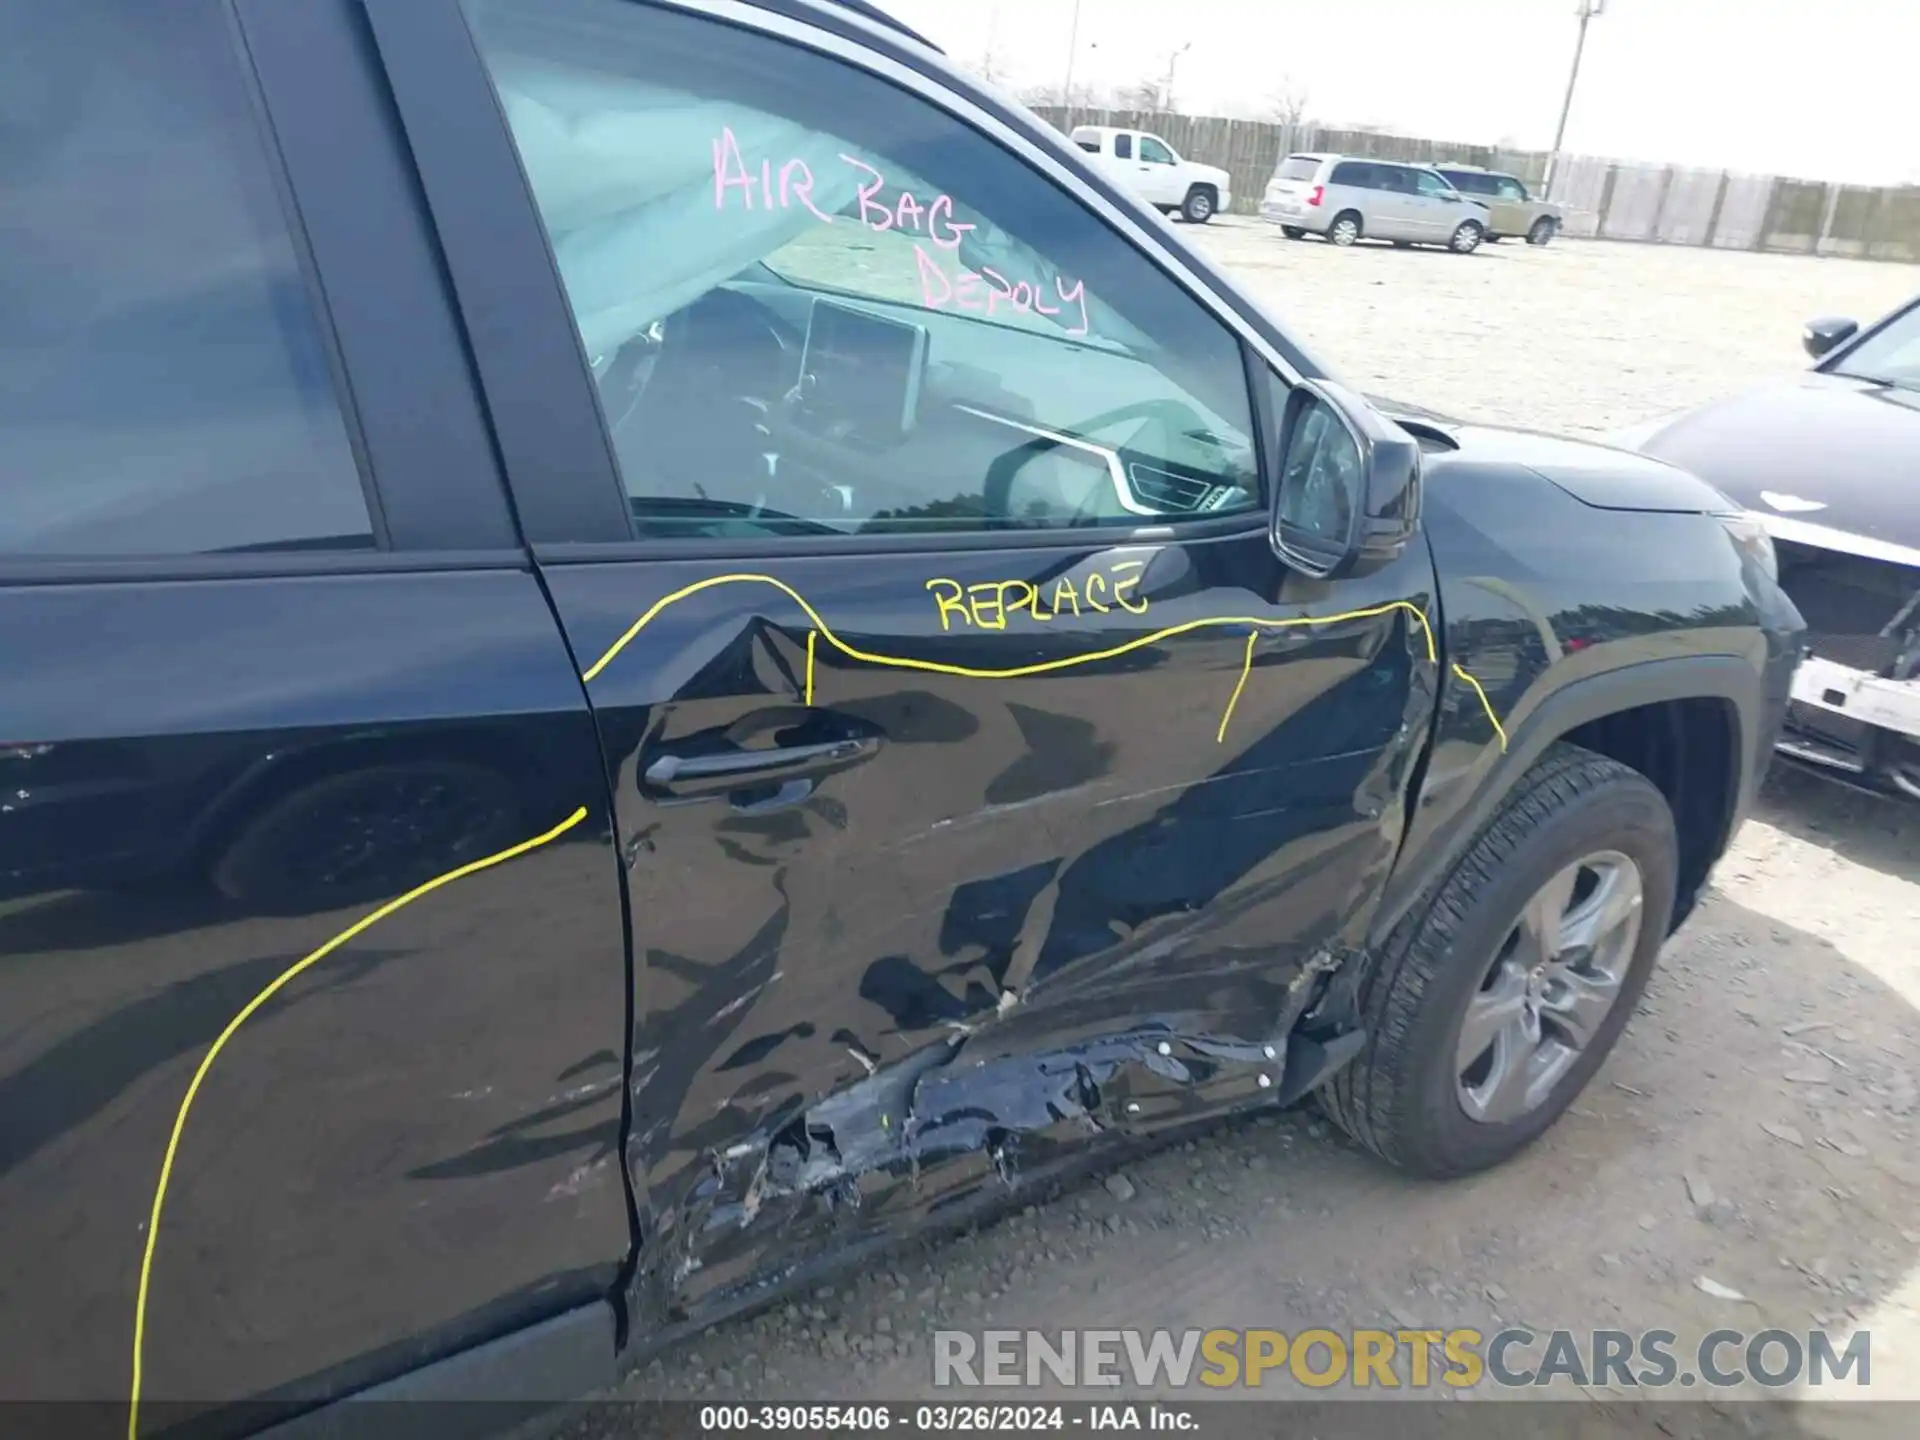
[776,0,941,50]
[1322,154,1439,170]
[1436,161,1519,177]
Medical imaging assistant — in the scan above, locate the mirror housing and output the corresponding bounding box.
[1269,379,1422,581]
[1802,316,1858,359]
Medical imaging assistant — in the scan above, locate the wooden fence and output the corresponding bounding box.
[1032,107,1920,263]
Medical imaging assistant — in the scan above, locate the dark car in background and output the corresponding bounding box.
[1613,295,1920,799]
[3,0,1799,1433]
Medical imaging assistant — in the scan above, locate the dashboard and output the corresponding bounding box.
[595,279,1259,539]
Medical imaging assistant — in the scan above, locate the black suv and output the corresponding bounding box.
[1,0,1801,1431]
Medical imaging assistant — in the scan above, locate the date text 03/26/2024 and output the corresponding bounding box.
[698,1404,1195,1432]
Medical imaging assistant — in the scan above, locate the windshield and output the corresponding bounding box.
[1828,303,1920,389]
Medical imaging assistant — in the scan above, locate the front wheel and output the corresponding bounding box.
[1181,186,1217,224]
[1528,217,1559,246]
[1449,220,1484,254]
[1321,743,1678,1178]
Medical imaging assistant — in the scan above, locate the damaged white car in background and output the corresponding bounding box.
[1612,293,1920,800]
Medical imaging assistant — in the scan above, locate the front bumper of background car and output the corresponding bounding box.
[1758,514,1920,800]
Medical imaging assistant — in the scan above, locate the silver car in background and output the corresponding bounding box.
[1260,152,1492,253]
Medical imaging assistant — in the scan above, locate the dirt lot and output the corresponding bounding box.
[610,228,1920,1424]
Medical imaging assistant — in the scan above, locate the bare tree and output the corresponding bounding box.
[1265,78,1311,128]
[1115,75,1165,112]
[1017,79,1108,111]
[970,45,1009,87]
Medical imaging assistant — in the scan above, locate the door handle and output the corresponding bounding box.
[642,735,880,806]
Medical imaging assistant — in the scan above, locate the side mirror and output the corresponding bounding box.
[1802,316,1858,360]
[1269,379,1422,580]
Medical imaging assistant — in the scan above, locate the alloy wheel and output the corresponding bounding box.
[1455,850,1645,1124]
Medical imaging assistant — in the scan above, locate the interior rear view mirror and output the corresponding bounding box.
[1269,378,1422,581]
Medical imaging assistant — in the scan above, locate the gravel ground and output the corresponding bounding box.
[604,227,1920,1424]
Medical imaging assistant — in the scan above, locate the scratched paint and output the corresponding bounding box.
[578,570,1508,751]
[126,808,590,1440]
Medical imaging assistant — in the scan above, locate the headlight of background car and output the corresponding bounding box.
[1717,512,1779,582]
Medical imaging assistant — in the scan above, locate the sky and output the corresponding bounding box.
[879,0,1920,186]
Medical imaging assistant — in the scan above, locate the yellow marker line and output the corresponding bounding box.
[579,571,1441,684]
[127,806,590,1440]
[805,630,817,707]
[1216,630,1259,745]
[1451,663,1510,752]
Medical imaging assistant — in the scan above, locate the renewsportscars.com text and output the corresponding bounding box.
[932,1327,1871,1390]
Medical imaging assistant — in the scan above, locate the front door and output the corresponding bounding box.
[387,0,1438,1321]
[1137,133,1184,204]
[1412,167,1461,239]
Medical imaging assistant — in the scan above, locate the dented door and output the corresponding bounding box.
[390,0,1440,1322]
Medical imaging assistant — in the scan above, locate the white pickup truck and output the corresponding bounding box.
[1069,125,1232,224]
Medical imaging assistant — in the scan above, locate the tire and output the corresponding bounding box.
[1449,220,1484,254]
[1281,225,1306,240]
[1181,186,1217,224]
[1321,743,1678,1178]
[1327,211,1362,246]
[1528,217,1558,246]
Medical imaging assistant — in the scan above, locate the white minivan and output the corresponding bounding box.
[1260,152,1490,252]
[1071,125,1233,224]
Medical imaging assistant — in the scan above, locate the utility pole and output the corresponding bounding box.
[1061,0,1084,128]
[1544,0,1606,197]
[1163,41,1193,112]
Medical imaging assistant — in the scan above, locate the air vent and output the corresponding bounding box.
[1126,462,1214,513]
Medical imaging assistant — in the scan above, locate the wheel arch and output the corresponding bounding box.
[1375,655,1759,947]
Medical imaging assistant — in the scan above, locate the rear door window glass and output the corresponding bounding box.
[0,0,374,558]
[1113,133,1133,160]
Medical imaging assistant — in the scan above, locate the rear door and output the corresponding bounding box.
[1,0,629,1420]
[1265,152,1323,216]
[1364,164,1417,239]
[377,0,1440,1319]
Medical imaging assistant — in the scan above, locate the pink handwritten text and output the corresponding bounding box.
[711,125,836,223]
[711,130,1096,338]
[913,245,1089,336]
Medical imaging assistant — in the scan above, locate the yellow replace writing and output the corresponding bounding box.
[926,561,1150,632]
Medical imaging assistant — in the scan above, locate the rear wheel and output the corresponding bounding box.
[1181,186,1217,223]
[1449,220,1485,254]
[1281,224,1306,239]
[1327,211,1362,246]
[1321,744,1677,1178]
[1528,217,1558,246]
